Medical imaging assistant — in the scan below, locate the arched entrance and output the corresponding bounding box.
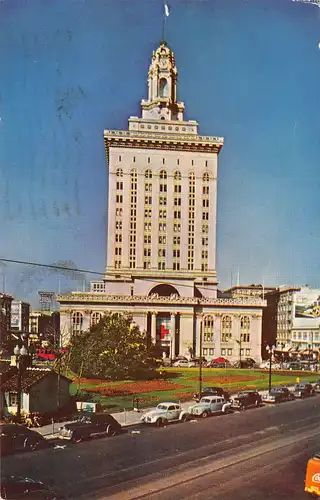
[148,284,180,297]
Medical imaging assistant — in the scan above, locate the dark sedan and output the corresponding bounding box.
[313,383,320,394]
[1,476,57,499]
[262,386,295,403]
[293,383,314,399]
[230,391,262,410]
[0,424,46,455]
[193,386,230,402]
[58,412,122,443]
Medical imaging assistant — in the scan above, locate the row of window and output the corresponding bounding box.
[116,167,211,176]
[202,348,252,357]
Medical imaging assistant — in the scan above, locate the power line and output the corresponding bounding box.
[0,258,220,292]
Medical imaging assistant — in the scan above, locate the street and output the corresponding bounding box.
[2,396,320,499]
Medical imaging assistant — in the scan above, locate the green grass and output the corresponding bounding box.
[69,368,319,411]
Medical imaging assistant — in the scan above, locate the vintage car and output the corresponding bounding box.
[193,386,230,402]
[293,383,314,399]
[188,395,231,418]
[313,383,320,394]
[58,412,122,443]
[262,386,295,404]
[1,476,57,499]
[140,402,188,426]
[230,391,262,410]
[0,424,46,455]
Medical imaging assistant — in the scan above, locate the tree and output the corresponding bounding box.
[66,313,156,380]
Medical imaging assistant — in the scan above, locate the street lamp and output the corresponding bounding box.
[266,344,275,393]
[199,318,203,397]
[13,344,28,423]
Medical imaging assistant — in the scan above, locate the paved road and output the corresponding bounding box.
[2,396,320,499]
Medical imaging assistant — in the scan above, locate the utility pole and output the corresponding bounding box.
[199,318,203,396]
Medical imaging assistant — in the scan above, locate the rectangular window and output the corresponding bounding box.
[133,157,136,163]
[227,349,232,356]
[202,212,209,220]
[144,248,151,257]
[158,249,166,257]
[173,262,180,270]
[174,211,181,219]
[202,199,209,207]
[144,235,151,244]
[174,224,181,232]
[205,160,208,167]
[203,348,208,356]
[148,157,150,163]
[245,349,251,356]
[174,198,181,206]
[203,186,209,195]
[173,236,180,245]
[221,349,226,356]
[116,221,122,230]
[116,182,123,190]
[159,235,166,244]
[173,249,180,258]
[115,247,122,256]
[174,185,182,193]
[9,393,18,406]
[118,156,122,162]
[202,250,208,259]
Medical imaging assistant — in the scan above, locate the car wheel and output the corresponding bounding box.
[255,400,261,407]
[71,434,83,444]
[155,418,163,427]
[25,439,40,451]
[106,425,117,437]
[202,411,209,418]
[181,414,188,422]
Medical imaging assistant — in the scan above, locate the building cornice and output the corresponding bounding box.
[57,293,266,308]
[104,129,224,158]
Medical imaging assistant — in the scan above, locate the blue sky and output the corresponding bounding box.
[0,0,319,307]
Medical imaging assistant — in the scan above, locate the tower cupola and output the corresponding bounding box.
[141,42,185,121]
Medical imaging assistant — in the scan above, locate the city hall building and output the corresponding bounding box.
[58,42,265,363]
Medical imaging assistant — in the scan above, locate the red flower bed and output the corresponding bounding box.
[85,380,187,396]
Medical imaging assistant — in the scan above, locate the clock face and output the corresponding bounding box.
[159,56,168,70]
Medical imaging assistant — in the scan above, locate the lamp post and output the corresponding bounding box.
[199,318,203,397]
[266,344,275,393]
[13,344,28,423]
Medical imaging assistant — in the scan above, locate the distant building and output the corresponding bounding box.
[289,286,320,354]
[11,301,30,334]
[29,310,60,346]
[0,293,13,345]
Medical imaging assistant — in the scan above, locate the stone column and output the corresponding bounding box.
[170,313,176,358]
[214,313,222,357]
[151,311,157,344]
[195,316,202,357]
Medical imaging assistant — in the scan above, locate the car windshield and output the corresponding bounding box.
[200,398,211,403]
[157,405,168,411]
[75,416,92,423]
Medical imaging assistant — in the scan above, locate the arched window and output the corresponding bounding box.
[145,169,152,179]
[91,312,102,326]
[159,170,167,180]
[221,315,232,343]
[203,172,210,182]
[240,316,250,343]
[189,171,195,181]
[203,316,214,343]
[72,312,83,334]
[159,78,169,98]
[174,170,181,181]
[116,168,123,177]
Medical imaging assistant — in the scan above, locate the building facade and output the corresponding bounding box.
[0,293,13,345]
[58,42,265,363]
[29,310,60,346]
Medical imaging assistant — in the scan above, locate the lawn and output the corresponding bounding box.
[70,368,319,412]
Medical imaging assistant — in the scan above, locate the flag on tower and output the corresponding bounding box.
[164,3,170,17]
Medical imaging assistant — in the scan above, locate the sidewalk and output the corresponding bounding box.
[32,386,297,439]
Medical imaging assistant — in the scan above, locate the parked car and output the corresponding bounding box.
[193,386,230,402]
[230,391,262,410]
[188,357,207,367]
[233,358,257,369]
[207,358,231,369]
[313,383,320,394]
[0,424,46,455]
[188,395,231,418]
[140,402,187,426]
[262,386,295,403]
[172,360,191,368]
[293,383,314,399]
[0,476,57,500]
[58,412,122,443]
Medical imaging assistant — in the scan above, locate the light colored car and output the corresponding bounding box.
[140,402,188,426]
[173,360,191,368]
[187,395,231,418]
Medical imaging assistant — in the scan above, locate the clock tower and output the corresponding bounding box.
[141,42,185,121]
